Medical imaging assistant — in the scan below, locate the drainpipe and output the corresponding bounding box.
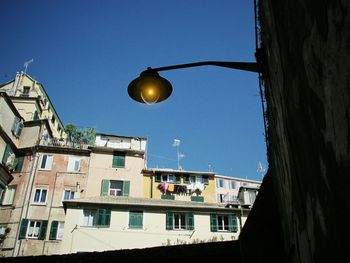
[13,149,40,257]
[41,171,61,255]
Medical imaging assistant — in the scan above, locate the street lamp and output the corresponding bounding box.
[127,61,262,105]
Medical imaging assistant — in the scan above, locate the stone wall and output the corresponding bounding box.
[258,0,350,262]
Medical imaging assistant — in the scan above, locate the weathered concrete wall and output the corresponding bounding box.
[258,0,350,262]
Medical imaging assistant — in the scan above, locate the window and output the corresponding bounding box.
[1,144,14,167]
[216,179,224,188]
[0,224,7,235]
[68,156,81,172]
[100,180,130,197]
[11,117,24,137]
[83,209,96,227]
[217,194,225,203]
[210,214,238,233]
[33,110,39,121]
[166,212,194,230]
[33,188,47,204]
[18,219,48,240]
[112,151,125,168]
[1,186,16,205]
[109,181,123,196]
[82,209,110,227]
[39,154,53,170]
[229,181,237,189]
[63,190,75,200]
[183,175,208,184]
[13,156,24,172]
[129,211,143,229]
[49,221,64,240]
[22,86,30,96]
[157,174,180,183]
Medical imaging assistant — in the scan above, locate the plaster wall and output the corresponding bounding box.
[61,207,241,254]
[85,152,145,198]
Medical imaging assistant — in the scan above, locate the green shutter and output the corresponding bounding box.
[33,111,39,121]
[13,156,24,172]
[96,209,111,227]
[210,214,218,232]
[49,221,59,240]
[230,215,238,233]
[186,212,194,230]
[18,219,28,239]
[129,211,143,229]
[100,180,109,196]
[38,220,48,240]
[122,181,130,196]
[112,152,125,168]
[17,122,24,136]
[2,144,12,165]
[166,212,174,230]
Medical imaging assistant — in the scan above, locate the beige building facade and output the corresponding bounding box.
[0,72,65,139]
[85,134,147,199]
[61,196,247,254]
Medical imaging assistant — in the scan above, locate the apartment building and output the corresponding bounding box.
[215,174,261,207]
[0,72,253,256]
[61,196,245,253]
[85,133,147,198]
[0,72,65,138]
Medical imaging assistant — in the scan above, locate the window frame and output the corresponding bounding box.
[67,156,81,172]
[109,180,123,196]
[33,188,48,205]
[26,220,42,239]
[49,221,65,240]
[166,212,194,231]
[1,186,16,205]
[210,214,238,233]
[82,209,111,228]
[39,154,53,170]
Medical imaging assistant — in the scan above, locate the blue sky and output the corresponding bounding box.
[0,0,267,181]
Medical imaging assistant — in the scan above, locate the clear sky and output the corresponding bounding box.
[0,0,267,181]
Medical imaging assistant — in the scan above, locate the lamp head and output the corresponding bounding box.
[128,68,173,104]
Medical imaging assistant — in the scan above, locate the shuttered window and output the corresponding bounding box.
[112,151,125,168]
[18,219,48,240]
[210,214,238,233]
[166,212,194,231]
[100,180,130,197]
[11,117,23,137]
[96,209,111,227]
[129,211,143,229]
[2,144,11,165]
[83,209,111,227]
[13,156,24,172]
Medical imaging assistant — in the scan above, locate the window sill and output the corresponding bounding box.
[128,227,144,230]
[31,203,47,206]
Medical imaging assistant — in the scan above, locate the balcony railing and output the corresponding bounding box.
[40,137,89,150]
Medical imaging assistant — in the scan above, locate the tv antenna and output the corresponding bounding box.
[172,139,185,170]
[257,161,266,179]
[23,58,34,74]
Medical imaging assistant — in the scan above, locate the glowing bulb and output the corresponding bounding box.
[140,84,160,105]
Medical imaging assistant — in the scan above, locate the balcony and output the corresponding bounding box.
[40,137,89,150]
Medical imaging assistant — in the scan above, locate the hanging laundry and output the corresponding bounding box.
[168,184,175,192]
